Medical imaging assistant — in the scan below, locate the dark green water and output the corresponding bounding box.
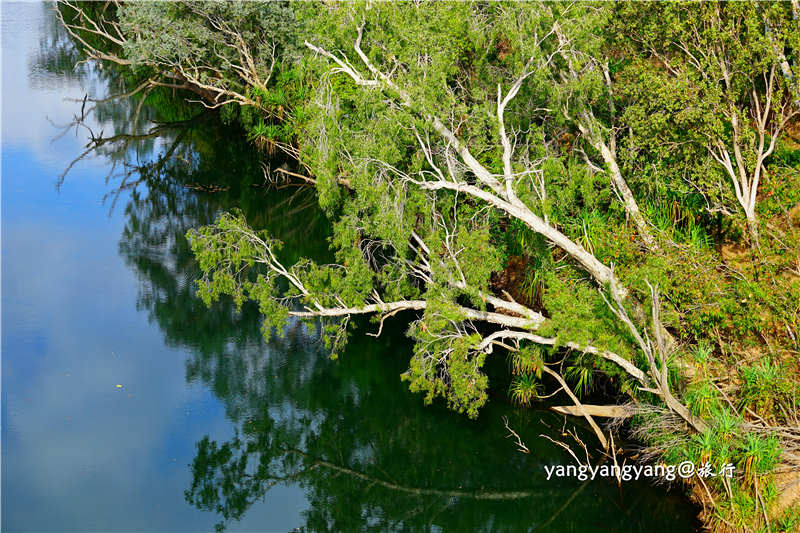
[2,3,699,532]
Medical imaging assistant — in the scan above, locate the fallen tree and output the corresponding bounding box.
[187,4,800,530]
[190,3,706,444]
[58,1,800,530]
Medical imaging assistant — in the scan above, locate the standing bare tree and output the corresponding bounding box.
[613,1,800,247]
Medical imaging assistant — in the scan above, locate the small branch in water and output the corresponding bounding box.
[502,416,530,454]
[285,448,538,500]
[540,433,586,467]
[550,404,634,419]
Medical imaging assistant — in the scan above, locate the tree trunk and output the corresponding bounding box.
[598,143,657,251]
[747,212,760,249]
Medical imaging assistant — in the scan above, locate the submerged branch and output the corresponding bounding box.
[286,448,539,500]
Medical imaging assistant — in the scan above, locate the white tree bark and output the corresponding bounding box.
[554,26,657,250]
[306,37,618,290]
[576,114,657,251]
[302,32,709,440]
[702,54,798,247]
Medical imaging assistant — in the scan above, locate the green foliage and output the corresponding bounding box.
[643,196,714,249]
[740,358,793,415]
[115,1,307,152]
[713,406,743,442]
[187,210,366,356]
[404,323,488,418]
[776,505,800,533]
[615,57,726,212]
[509,373,542,406]
[691,342,713,366]
[508,346,545,378]
[611,1,800,238]
[538,273,636,369]
[721,486,758,529]
[120,1,298,79]
[684,381,722,418]
[564,353,595,398]
[235,60,312,146]
[738,434,781,484]
[519,268,545,309]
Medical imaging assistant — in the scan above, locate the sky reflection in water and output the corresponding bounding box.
[2,3,698,532]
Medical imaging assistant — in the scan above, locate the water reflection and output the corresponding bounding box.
[106,107,696,533]
[39,5,700,531]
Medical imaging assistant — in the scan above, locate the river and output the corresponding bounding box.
[2,3,698,532]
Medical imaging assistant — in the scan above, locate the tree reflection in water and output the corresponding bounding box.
[110,118,696,533]
[46,19,698,530]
